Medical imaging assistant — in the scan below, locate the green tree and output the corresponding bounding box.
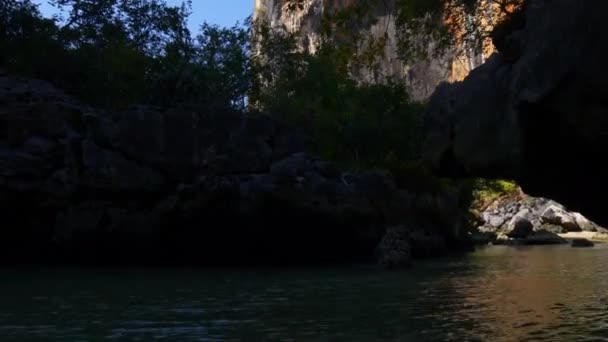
[0,1,65,77]
[143,20,251,110]
[50,0,192,54]
[251,20,423,169]
[1,0,253,110]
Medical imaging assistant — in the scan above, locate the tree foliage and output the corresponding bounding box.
[250,18,424,170]
[0,0,250,110]
[253,0,526,174]
[1,0,525,174]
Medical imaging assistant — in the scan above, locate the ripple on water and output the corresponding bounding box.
[1,246,608,341]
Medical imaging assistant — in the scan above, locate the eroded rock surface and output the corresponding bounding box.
[253,0,492,100]
[424,0,608,225]
[0,73,471,266]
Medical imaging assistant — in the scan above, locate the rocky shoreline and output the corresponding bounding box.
[2,69,604,268]
[0,72,474,267]
[471,190,606,246]
[4,0,605,267]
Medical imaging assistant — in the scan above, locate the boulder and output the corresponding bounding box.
[483,213,506,228]
[541,205,581,232]
[507,219,533,239]
[505,209,534,238]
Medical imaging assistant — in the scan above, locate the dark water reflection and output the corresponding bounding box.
[1,244,608,341]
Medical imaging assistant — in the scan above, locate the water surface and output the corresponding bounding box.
[2,244,608,341]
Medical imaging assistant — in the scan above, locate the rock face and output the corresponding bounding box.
[473,192,605,245]
[424,0,608,226]
[541,205,580,232]
[253,0,493,100]
[376,225,411,269]
[505,209,533,238]
[0,73,471,266]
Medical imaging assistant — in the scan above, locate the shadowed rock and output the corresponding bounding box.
[424,0,608,226]
[0,73,471,267]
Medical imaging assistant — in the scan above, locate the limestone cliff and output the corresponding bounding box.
[253,0,497,100]
[424,0,608,226]
[0,71,472,266]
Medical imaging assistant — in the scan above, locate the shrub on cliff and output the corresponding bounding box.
[469,178,520,210]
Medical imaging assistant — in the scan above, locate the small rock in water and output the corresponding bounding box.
[571,238,594,248]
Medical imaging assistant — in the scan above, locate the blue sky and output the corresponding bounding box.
[33,0,254,31]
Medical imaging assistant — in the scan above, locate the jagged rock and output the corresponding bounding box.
[473,193,605,241]
[0,73,471,266]
[505,209,534,238]
[482,212,506,228]
[541,205,581,232]
[424,0,608,227]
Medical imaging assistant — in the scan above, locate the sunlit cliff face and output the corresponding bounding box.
[253,0,513,99]
[444,0,493,82]
[444,0,525,81]
[254,0,328,55]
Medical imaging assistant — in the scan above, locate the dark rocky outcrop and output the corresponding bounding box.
[0,73,471,267]
[424,0,608,226]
